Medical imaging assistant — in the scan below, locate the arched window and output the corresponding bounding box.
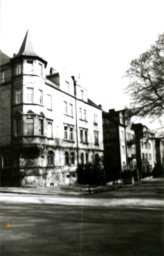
[71,152,75,164]
[65,152,69,165]
[81,153,84,165]
[47,151,54,166]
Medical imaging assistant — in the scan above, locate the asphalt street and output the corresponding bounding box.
[0,178,163,256]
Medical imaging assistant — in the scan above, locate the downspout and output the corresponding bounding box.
[72,76,79,171]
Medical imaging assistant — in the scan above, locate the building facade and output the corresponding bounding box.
[132,123,162,178]
[0,31,104,187]
[103,109,136,181]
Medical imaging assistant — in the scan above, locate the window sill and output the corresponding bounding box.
[79,119,87,122]
[64,139,75,143]
[64,114,74,118]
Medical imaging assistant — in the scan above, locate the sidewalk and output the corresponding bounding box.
[0,176,154,196]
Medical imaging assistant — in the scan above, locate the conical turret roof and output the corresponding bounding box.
[17,30,37,57]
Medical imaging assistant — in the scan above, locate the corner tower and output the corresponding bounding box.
[11,30,48,186]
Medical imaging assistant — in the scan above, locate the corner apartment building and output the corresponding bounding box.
[103,109,136,181]
[0,31,103,187]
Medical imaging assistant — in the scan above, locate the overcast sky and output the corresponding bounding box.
[0,0,164,129]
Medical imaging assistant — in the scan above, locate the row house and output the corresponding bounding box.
[0,30,103,187]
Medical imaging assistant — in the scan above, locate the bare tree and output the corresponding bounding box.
[126,33,164,118]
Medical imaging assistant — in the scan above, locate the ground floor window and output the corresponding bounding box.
[65,152,69,165]
[47,151,54,166]
[71,152,75,164]
[81,153,84,165]
[2,151,10,168]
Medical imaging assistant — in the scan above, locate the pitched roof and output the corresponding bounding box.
[0,50,10,65]
[16,30,37,57]
[88,98,101,109]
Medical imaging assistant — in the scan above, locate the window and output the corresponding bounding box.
[149,154,152,160]
[47,94,52,110]
[47,151,54,166]
[27,60,33,64]
[71,152,75,164]
[39,63,43,77]
[64,101,68,114]
[16,64,21,75]
[64,126,68,140]
[39,119,44,135]
[79,108,82,119]
[69,103,73,116]
[15,119,21,136]
[142,153,145,160]
[79,108,87,121]
[2,152,10,168]
[0,71,5,83]
[66,81,70,93]
[95,154,100,165]
[80,129,87,144]
[26,60,33,73]
[39,90,43,105]
[86,153,89,164]
[26,118,34,135]
[15,89,22,104]
[64,125,74,141]
[70,127,74,140]
[47,122,53,138]
[80,129,83,143]
[84,130,88,144]
[94,114,98,124]
[27,88,34,103]
[84,110,87,121]
[81,153,84,165]
[120,113,124,124]
[81,89,84,100]
[94,131,99,145]
[65,152,69,165]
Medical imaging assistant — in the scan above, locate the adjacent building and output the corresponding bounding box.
[103,109,136,181]
[0,31,104,187]
[132,123,163,178]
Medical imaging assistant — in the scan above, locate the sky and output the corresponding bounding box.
[0,0,164,129]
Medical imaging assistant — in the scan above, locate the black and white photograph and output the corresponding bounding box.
[0,0,164,255]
